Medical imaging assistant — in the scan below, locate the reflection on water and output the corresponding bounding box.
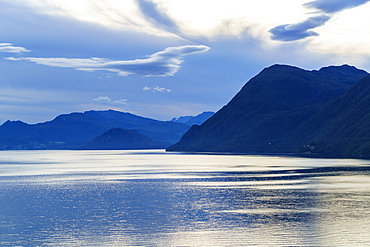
[1,150,370,246]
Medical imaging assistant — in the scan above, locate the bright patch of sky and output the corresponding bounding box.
[1,0,370,123]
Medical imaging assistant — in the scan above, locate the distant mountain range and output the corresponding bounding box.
[168,64,370,157]
[0,110,213,150]
[171,111,214,126]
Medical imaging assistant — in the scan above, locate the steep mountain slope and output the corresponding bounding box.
[80,128,162,150]
[167,64,368,154]
[0,110,189,150]
[280,75,370,156]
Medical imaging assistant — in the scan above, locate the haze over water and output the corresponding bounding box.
[1,150,370,246]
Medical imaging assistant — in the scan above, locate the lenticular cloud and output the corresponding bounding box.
[269,15,331,41]
[304,0,370,14]
[270,0,370,42]
[6,45,210,77]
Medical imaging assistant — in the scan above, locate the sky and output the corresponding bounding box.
[1,0,370,124]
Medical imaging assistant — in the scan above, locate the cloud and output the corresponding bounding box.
[270,0,370,42]
[6,45,210,77]
[0,43,30,53]
[93,96,128,105]
[136,0,179,35]
[154,86,171,93]
[270,15,331,41]
[304,0,370,13]
[143,86,171,93]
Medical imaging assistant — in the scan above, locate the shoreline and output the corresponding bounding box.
[2,148,370,160]
[165,149,370,160]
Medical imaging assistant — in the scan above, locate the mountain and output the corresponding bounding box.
[82,110,189,146]
[171,116,193,124]
[80,128,162,150]
[0,132,34,150]
[281,74,370,156]
[167,64,369,156]
[0,110,190,150]
[171,111,215,126]
[183,111,215,126]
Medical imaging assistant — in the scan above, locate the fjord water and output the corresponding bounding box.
[1,150,370,246]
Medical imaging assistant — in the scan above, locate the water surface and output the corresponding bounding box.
[1,150,370,246]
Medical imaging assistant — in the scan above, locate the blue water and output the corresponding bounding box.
[1,150,370,246]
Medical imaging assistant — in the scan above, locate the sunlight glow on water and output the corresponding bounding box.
[1,150,370,246]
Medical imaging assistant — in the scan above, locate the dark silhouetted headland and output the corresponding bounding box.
[79,128,162,150]
[167,64,370,157]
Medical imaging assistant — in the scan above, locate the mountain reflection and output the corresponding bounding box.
[1,150,370,246]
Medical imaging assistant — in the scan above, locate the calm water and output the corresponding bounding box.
[1,150,370,246]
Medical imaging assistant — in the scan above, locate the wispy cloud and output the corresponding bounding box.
[143,86,171,93]
[6,45,210,77]
[0,43,30,53]
[93,96,128,105]
[270,0,370,42]
[136,0,179,35]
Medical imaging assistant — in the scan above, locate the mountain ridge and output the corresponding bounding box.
[167,64,370,156]
[0,110,190,150]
